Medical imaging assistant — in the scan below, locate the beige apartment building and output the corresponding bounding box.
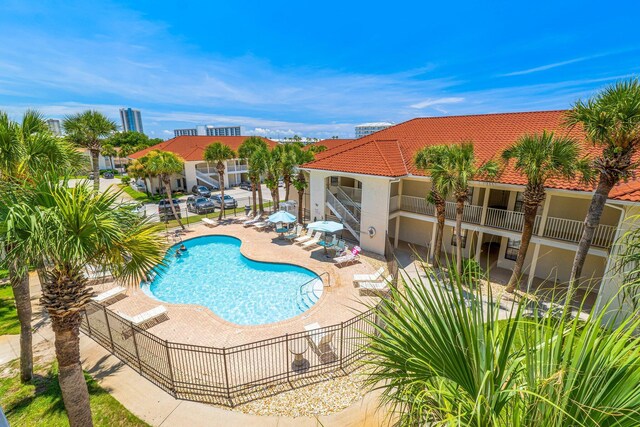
[302,111,640,310]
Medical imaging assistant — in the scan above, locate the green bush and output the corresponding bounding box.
[99,169,120,175]
[448,258,484,287]
[120,177,131,185]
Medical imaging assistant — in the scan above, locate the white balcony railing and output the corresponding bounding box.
[339,186,362,203]
[392,195,617,249]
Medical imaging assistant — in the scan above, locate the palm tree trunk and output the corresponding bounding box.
[506,201,539,293]
[218,170,225,221]
[455,199,464,275]
[90,149,100,193]
[251,181,257,216]
[298,188,305,225]
[433,201,445,268]
[51,312,93,427]
[284,176,290,201]
[570,176,617,286]
[8,257,33,382]
[164,179,185,230]
[257,180,264,213]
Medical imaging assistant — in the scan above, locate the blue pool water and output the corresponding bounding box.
[143,235,322,325]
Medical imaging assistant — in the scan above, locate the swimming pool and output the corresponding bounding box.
[142,235,322,325]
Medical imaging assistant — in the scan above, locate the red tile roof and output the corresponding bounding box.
[128,136,277,161]
[312,139,354,151]
[303,110,640,202]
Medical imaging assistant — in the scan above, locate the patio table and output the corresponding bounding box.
[317,240,336,257]
[275,227,289,239]
[288,340,309,372]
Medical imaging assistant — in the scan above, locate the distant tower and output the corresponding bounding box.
[119,108,144,133]
[46,119,62,136]
[355,122,393,138]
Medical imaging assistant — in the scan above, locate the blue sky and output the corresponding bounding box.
[1,0,638,139]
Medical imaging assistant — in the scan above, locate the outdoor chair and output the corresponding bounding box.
[353,266,385,284]
[284,225,302,241]
[294,229,313,243]
[253,221,270,231]
[202,218,219,227]
[358,275,393,296]
[234,211,254,223]
[333,246,361,267]
[304,322,337,363]
[116,305,168,329]
[91,286,127,305]
[243,215,263,227]
[301,231,322,249]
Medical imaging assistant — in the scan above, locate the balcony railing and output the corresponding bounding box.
[390,195,616,249]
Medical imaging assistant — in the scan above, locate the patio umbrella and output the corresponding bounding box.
[268,210,297,224]
[306,220,344,233]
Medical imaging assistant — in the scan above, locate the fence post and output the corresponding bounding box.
[222,347,233,407]
[285,334,290,384]
[165,340,176,396]
[103,305,114,351]
[339,322,344,370]
[131,325,142,373]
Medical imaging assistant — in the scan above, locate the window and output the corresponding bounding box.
[505,239,520,261]
[330,176,339,186]
[451,229,468,248]
[514,192,524,212]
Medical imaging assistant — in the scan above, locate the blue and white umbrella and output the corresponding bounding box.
[268,210,297,224]
[306,220,344,233]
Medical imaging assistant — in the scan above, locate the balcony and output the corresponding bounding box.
[389,194,616,249]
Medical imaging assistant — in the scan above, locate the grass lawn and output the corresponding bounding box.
[119,185,158,202]
[0,285,20,335]
[0,268,7,279]
[159,201,275,229]
[0,360,149,426]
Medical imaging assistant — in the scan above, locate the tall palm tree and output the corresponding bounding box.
[101,143,117,171]
[1,180,165,426]
[502,132,591,293]
[567,79,640,285]
[63,110,117,192]
[429,143,499,274]
[276,144,296,201]
[238,136,268,214]
[203,142,236,220]
[260,146,282,211]
[291,145,315,224]
[0,110,83,383]
[127,158,151,196]
[414,146,450,268]
[144,150,185,229]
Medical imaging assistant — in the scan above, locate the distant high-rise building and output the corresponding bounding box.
[46,119,62,136]
[119,108,144,133]
[355,122,393,138]
[173,125,241,138]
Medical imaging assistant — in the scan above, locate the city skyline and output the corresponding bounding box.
[0,1,638,139]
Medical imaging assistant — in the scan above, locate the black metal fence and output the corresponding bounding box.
[80,301,379,407]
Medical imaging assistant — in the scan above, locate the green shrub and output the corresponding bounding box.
[448,258,484,287]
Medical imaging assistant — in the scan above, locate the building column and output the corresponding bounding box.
[475,231,484,262]
[480,187,491,225]
[526,243,541,292]
[394,216,401,248]
[429,221,438,259]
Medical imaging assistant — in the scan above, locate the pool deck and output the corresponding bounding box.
[93,221,381,347]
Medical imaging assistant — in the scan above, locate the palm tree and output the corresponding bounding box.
[2,180,165,426]
[502,132,591,293]
[276,144,296,201]
[0,110,83,383]
[127,158,151,196]
[203,142,236,220]
[290,145,315,224]
[364,262,640,426]
[261,147,282,211]
[101,143,117,171]
[429,143,499,274]
[414,146,450,268]
[567,79,640,285]
[63,110,117,193]
[144,150,185,229]
[238,136,268,214]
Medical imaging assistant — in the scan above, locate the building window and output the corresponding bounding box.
[505,238,520,261]
[330,176,339,187]
[451,229,468,248]
[514,192,524,212]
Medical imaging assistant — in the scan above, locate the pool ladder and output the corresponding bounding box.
[296,272,329,311]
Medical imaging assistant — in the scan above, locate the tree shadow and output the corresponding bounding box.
[0,294,20,334]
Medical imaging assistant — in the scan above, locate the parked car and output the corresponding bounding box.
[122,202,146,217]
[278,179,284,187]
[211,194,238,209]
[191,185,212,198]
[239,181,252,191]
[186,196,215,214]
[104,172,114,179]
[157,199,182,221]
[132,181,146,192]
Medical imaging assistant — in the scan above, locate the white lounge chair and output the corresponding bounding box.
[284,225,302,241]
[234,211,254,223]
[202,218,218,227]
[293,229,311,243]
[353,267,385,284]
[243,215,263,227]
[91,286,126,304]
[301,232,322,249]
[333,246,361,267]
[358,275,393,295]
[304,322,336,362]
[253,221,270,231]
[116,306,167,327]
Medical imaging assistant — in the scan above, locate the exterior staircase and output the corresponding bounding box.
[325,189,361,241]
[195,170,220,189]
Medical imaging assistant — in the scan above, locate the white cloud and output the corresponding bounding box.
[410,97,465,109]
